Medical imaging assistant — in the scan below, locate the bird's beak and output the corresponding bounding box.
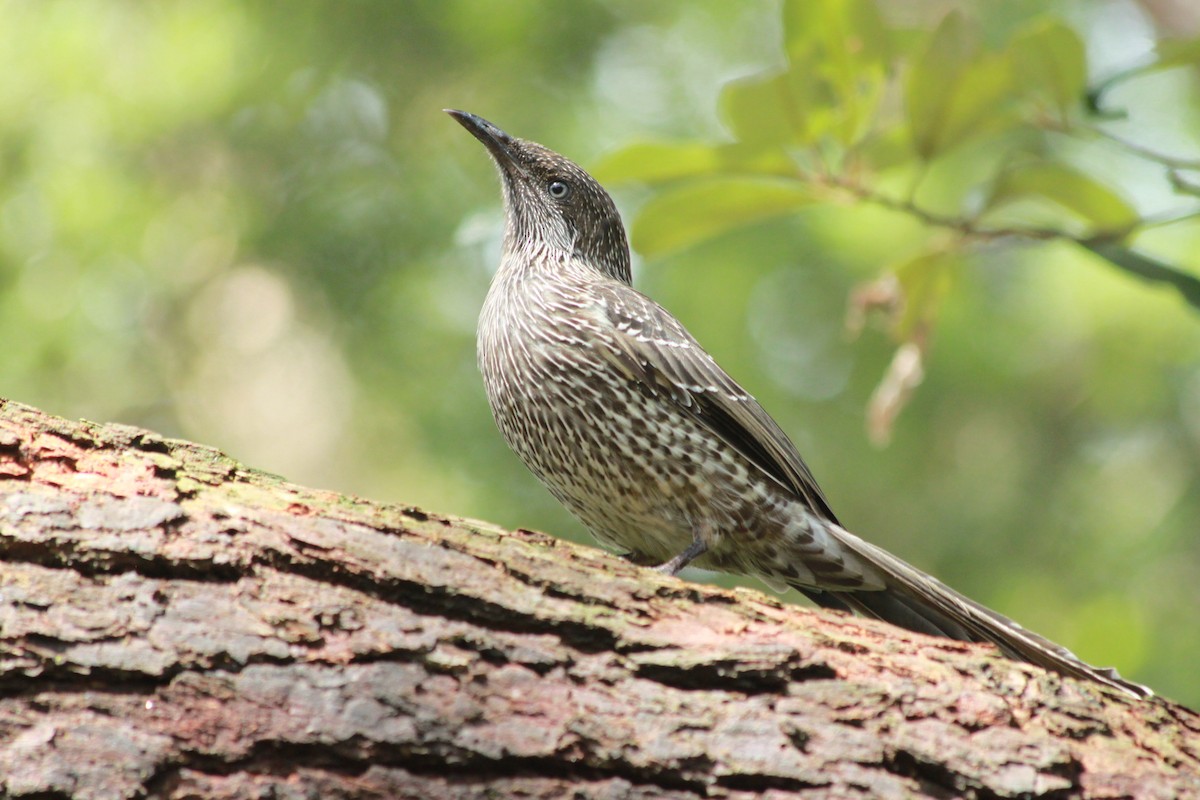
[445,109,528,178]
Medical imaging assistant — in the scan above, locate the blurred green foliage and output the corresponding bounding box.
[1,0,1198,705]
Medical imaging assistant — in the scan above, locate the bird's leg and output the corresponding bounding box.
[653,534,709,576]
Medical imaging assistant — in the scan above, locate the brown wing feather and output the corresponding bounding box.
[592,287,1151,696]
[595,285,839,524]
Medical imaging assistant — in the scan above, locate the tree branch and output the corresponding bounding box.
[0,399,1197,799]
[817,172,1067,243]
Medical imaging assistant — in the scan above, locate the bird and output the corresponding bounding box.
[446,108,1151,699]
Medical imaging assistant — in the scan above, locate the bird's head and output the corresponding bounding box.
[447,109,631,285]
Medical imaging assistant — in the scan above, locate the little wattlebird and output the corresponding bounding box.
[446,109,1150,699]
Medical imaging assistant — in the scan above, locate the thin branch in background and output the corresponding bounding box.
[819,171,1200,312]
[1168,170,1200,198]
[817,172,1067,243]
[1083,239,1200,311]
[905,160,931,206]
[1086,125,1200,171]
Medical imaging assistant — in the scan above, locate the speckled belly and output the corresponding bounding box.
[485,365,801,575]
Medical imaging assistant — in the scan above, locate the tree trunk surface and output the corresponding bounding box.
[0,398,1196,800]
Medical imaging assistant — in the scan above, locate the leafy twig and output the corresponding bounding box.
[816,172,1067,242]
[819,173,1200,313]
[1086,125,1200,171]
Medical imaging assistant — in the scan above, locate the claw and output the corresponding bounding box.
[653,538,708,576]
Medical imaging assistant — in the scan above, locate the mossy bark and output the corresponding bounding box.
[0,399,1196,799]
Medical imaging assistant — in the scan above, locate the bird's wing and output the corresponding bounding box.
[593,283,839,525]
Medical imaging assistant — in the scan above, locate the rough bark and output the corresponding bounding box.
[0,398,1196,800]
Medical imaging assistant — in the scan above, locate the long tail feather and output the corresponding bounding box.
[796,525,1152,699]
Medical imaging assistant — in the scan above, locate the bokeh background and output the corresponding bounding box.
[2,0,1198,704]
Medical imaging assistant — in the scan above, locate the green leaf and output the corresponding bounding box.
[1011,19,1087,118]
[591,142,796,185]
[851,126,917,172]
[905,11,1014,158]
[783,0,889,66]
[1083,241,1200,313]
[986,162,1138,231]
[1152,37,1200,78]
[938,53,1014,151]
[782,0,889,144]
[592,142,723,184]
[630,177,814,257]
[1153,37,1200,68]
[719,66,826,146]
[720,0,892,151]
[1090,37,1200,115]
[893,250,956,339]
[906,11,973,158]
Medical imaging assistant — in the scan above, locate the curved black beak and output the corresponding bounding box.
[445,109,526,177]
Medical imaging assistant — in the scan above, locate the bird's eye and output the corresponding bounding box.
[548,180,570,199]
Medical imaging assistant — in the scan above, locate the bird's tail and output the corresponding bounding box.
[796,525,1152,699]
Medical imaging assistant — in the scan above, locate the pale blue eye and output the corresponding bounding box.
[548,180,570,199]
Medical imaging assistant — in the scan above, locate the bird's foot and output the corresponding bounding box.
[652,538,709,577]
